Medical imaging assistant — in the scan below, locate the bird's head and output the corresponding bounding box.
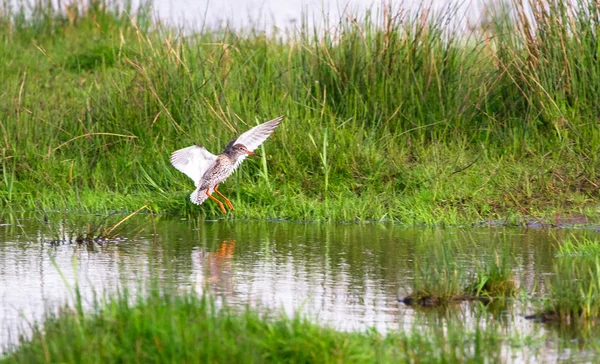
[231,144,258,158]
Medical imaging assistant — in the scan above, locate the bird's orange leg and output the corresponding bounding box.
[213,184,234,210]
[206,189,227,214]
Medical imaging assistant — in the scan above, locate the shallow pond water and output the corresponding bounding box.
[1,213,600,361]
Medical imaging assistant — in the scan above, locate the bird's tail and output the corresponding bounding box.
[190,187,213,205]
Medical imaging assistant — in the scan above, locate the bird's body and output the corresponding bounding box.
[170,116,283,213]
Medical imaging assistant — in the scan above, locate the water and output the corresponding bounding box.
[2,213,600,361]
[145,0,486,32]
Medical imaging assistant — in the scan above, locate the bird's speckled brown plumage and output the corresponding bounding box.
[198,145,251,191]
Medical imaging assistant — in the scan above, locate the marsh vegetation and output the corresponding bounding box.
[2,0,600,361]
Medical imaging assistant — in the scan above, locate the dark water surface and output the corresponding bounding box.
[1,213,599,360]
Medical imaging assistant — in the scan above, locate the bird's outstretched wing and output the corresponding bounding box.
[231,116,284,152]
[170,145,218,184]
[226,116,284,171]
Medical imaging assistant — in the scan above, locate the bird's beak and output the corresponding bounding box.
[246,150,259,157]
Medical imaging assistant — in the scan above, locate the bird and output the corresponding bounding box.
[170,116,283,213]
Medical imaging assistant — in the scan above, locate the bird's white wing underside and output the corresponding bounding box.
[170,145,217,184]
[234,116,284,152]
[230,116,284,171]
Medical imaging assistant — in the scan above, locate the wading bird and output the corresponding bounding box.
[170,116,283,213]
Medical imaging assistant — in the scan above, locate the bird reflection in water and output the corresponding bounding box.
[195,239,236,294]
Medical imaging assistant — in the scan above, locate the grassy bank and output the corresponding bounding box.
[0,0,599,223]
[1,288,542,363]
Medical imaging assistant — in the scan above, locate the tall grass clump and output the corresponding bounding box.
[403,241,517,306]
[0,0,599,223]
[541,257,600,324]
[404,241,465,306]
[532,236,600,324]
[489,1,600,128]
[466,250,517,298]
[298,4,486,137]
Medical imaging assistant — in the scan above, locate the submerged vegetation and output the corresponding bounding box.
[403,240,517,306]
[0,0,599,223]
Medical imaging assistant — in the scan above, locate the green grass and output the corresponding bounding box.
[1,287,544,363]
[0,0,599,224]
